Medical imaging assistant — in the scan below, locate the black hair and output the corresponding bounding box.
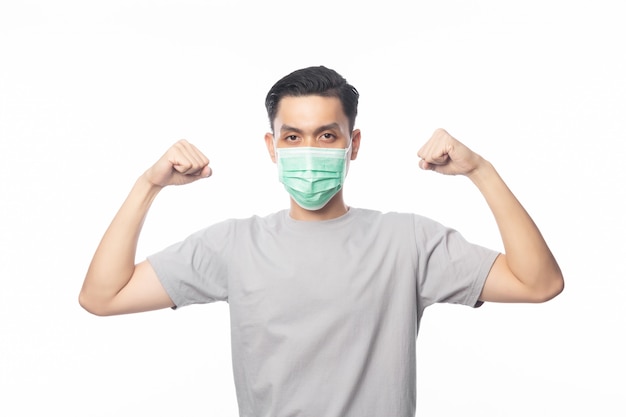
[265,65,359,132]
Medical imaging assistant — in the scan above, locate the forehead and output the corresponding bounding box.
[273,95,349,131]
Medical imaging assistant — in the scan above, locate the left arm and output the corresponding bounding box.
[418,129,564,303]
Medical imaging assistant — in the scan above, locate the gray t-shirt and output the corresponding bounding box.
[147,208,499,417]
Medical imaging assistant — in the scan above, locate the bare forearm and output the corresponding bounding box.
[79,175,162,310]
[468,159,563,295]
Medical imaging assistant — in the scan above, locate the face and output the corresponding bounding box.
[265,95,361,162]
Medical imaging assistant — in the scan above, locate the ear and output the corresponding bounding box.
[264,132,277,163]
[349,129,361,160]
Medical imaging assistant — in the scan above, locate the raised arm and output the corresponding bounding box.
[79,140,211,316]
[418,129,564,303]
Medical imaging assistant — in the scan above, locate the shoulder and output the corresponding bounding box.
[349,207,410,221]
[196,210,288,237]
[351,207,438,229]
[355,209,459,248]
[348,208,423,240]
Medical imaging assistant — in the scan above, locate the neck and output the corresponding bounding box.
[288,191,349,221]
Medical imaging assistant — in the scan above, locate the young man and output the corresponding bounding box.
[79,66,563,417]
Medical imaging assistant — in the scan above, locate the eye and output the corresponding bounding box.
[284,135,299,142]
[320,133,336,141]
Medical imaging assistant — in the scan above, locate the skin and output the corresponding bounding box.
[79,95,563,316]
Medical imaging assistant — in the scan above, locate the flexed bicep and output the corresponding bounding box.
[80,139,210,316]
[104,261,175,315]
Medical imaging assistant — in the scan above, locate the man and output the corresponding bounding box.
[79,66,563,416]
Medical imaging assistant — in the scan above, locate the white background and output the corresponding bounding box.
[1,1,624,415]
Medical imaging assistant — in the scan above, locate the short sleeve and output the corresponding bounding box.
[413,215,499,309]
[147,226,229,308]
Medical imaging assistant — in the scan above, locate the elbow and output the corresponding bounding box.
[78,291,112,317]
[533,271,565,303]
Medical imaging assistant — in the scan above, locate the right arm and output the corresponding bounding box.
[78,140,211,316]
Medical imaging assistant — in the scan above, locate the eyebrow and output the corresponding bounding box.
[280,123,342,136]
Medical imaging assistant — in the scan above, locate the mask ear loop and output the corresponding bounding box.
[272,134,279,159]
[343,138,353,180]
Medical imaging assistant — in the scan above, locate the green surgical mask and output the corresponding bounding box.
[276,146,351,210]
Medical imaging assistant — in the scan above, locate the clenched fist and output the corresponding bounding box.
[417,128,485,177]
[143,139,212,187]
